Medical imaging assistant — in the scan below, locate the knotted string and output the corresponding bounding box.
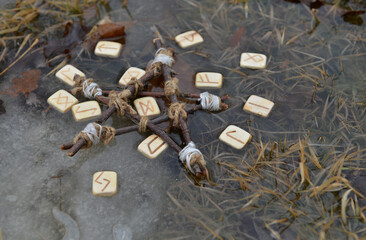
[168,102,187,127]
[179,142,206,173]
[164,77,179,97]
[108,91,136,116]
[200,92,221,111]
[72,75,102,99]
[73,123,115,149]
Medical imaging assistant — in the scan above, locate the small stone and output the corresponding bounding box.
[113,224,132,240]
[6,195,17,202]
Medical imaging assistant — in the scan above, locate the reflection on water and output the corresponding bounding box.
[0,0,365,239]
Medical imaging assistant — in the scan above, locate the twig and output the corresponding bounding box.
[61,104,203,151]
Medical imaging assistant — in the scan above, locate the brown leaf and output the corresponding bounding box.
[0,69,41,97]
[97,23,125,38]
[229,26,245,47]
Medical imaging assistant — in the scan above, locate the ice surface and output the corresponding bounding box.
[52,208,80,240]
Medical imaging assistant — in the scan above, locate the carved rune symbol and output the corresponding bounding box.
[139,100,154,115]
[94,171,111,192]
[248,102,270,110]
[243,53,264,63]
[52,92,73,108]
[197,74,218,84]
[60,67,72,81]
[147,136,165,154]
[74,106,97,114]
[177,32,197,43]
[123,71,142,84]
[226,130,245,144]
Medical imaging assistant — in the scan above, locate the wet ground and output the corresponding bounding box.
[0,0,366,239]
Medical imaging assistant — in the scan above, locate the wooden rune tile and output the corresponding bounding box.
[195,72,223,88]
[133,97,160,117]
[94,41,122,58]
[92,171,117,197]
[137,134,168,159]
[219,125,251,150]
[47,89,79,113]
[243,95,274,117]
[175,30,204,49]
[56,64,85,87]
[71,101,102,122]
[119,67,146,86]
[240,52,267,69]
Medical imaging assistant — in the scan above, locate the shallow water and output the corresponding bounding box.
[0,0,365,239]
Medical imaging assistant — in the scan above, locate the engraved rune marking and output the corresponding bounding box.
[177,32,197,43]
[147,136,165,154]
[52,93,73,108]
[61,67,72,81]
[197,74,219,84]
[244,53,264,63]
[94,172,111,192]
[226,130,245,144]
[248,102,270,110]
[139,100,154,115]
[74,106,97,114]
[123,71,142,84]
[97,43,118,52]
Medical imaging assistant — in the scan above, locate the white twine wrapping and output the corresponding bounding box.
[200,92,220,111]
[151,48,174,67]
[82,123,102,145]
[179,141,203,173]
[83,80,102,99]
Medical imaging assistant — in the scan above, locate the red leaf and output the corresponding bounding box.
[0,69,41,97]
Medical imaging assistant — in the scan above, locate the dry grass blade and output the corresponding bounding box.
[14,33,31,58]
[167,192,224,240]
[341,189,352,225]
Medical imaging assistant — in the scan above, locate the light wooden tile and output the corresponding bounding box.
[138,134,168,159]
[47,90,79,113]
[243,95,274,117]
[195,72,223,88]
[93,171,117,197]
[133,97,160,117]
[119,67,146,86]
[175,30,203,49]
[219,125,251,150]
[71,100,102,122]
[56,64,85,87]
[94,41,122,58]
[240,52,267,69]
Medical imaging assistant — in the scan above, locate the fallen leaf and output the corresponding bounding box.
[0,69,41,97]
[97,23,125,38]
[229,26,245,47]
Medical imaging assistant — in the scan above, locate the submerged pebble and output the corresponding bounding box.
[113,224,132,240]
[6,195,17,202]
[52,208,80,240]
